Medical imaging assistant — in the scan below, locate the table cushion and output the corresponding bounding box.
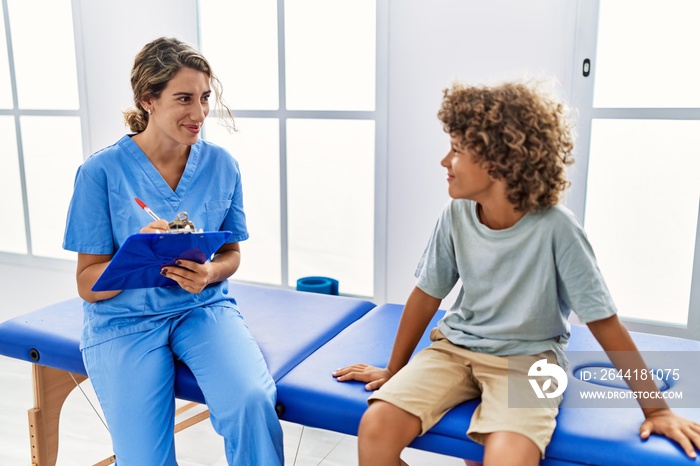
[276,303,700,465]
[0,282,376,405]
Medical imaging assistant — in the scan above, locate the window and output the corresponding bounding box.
[571,0,700,338]
[199,0,386,298]
[0,0,86,262]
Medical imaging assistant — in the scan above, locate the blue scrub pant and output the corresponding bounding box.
[82,305,284,465]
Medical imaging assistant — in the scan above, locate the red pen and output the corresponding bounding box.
[134,197,161,222]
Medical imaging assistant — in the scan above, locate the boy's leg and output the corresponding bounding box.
[82,328,177,466]
[482,432,540,466]
[170,306,284,466]
[358,400,421,466]
[467,352,561,463]
[362,330,481,466]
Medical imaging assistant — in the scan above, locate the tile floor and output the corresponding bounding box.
[0,264,464,465]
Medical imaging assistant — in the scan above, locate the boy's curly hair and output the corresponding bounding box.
[437,81,574,212]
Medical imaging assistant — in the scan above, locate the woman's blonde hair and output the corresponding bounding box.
[123,37,234,133]
[437,81,574,212]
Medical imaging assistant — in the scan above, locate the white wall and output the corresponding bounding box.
[2,0,578,309]
[383,0,578,303]
[77,0,199,155]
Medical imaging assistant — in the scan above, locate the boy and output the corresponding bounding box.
[333,81,700,465]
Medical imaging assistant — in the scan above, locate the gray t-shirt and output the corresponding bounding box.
[416,199,617,368]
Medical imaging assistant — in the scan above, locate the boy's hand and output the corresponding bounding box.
[640,408,700,458]
[333,364,393,391]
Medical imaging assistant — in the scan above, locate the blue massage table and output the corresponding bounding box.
[0,282,375,466]
[278,303,700,465]
[1,285,699,465]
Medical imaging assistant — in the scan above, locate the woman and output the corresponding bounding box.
[63,37,284,465]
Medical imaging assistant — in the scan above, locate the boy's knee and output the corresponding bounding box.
[358,402,384,439]
[482,431,541,466]
[359,401,421,444]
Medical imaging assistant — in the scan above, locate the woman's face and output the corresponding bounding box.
[145,67,211,147]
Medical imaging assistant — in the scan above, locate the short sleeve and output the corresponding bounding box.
[415,204,459,299]
[218,156,249,243]
[555,220,617,323]
[63,164,115,254]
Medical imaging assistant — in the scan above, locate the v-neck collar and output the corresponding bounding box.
[121,135,201,210]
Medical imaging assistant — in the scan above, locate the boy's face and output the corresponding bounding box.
[441,133,495,201]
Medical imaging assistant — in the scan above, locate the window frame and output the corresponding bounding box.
[197,0,389,301]
[570,0,700,339]
[0,0,89,271]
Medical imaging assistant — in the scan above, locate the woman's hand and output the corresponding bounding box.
[160,242,240,294]
[160,259,214,294]
[333,364,394,391]
[140,219,170,233]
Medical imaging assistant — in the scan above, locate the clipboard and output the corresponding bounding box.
[92,231,232,292]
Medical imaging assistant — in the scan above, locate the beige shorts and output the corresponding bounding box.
[368,329,562,456]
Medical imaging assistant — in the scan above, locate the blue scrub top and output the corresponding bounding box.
[63,135,249,348]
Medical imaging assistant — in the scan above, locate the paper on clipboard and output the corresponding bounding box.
[92,231,232,292]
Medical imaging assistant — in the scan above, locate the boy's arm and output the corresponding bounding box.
[333,286,441,391]
[587,314,700,458]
